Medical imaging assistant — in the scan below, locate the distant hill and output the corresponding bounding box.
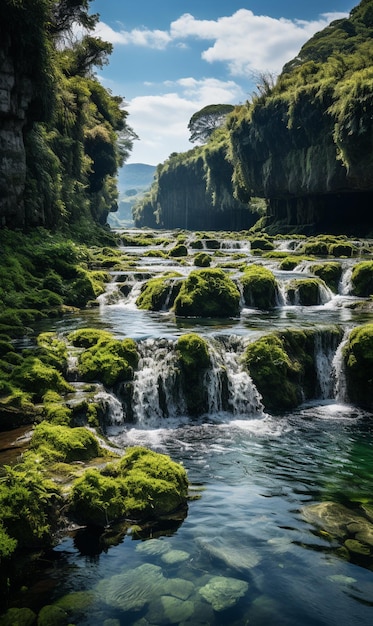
[109,163,156,228]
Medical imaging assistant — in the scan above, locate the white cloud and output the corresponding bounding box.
[96,9,349,74]
[170,10,349,75]
[126,78,244,165]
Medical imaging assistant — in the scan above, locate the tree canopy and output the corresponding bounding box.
[188,104,235,144]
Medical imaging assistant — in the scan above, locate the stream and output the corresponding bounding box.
[3,231,373,625]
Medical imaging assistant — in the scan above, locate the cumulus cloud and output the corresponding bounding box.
[126,78,244,164]
[170,10,349,75]
[96,9,349,74]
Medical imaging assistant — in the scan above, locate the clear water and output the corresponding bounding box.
[4,233,373,625]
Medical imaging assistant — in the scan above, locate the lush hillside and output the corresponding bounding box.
[0,0,136,232]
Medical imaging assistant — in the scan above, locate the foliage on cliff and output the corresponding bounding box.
[0,0,136,230]
[227,0,373,233]
[133,128,259,230]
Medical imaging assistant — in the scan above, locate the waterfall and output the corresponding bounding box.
[131,339,186,426]
[313,331,341,399]
[339,266,353,295]
[94,391,125,425]
[208,337,264,417]
[332,330,350,402]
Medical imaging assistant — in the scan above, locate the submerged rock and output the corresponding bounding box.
[198,575,248,611]
[197,536,261,572]
[0,607,36,626]
[161,549,190,564]
[96,562,166,612]
[146,595,194,624]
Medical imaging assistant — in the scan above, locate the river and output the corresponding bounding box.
[3,231,373,625]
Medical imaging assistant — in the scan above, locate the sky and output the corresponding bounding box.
[90,0,357,166]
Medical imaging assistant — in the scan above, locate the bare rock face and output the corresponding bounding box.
[0,43,33,228]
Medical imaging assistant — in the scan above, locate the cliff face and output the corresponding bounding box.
[0,42,33,228]
[134,138,257,231]
[229,0,373,234]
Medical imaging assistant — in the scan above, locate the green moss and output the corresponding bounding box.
[37,605,68,626]
[329,243,356,257]
[279,256,303,270]
[344,323,373,409]
[176,334,211,415]
[249,236,274,251]
[68,327,112,348]
[10,357,74,402]
[77,336,138,387]
[29,422,102,463]
[168,244,188,257]
[241,264,277,309]
[194,252,211,267]
[0,607,37,626]
[136,273,182,311]
[351,261,373,297]
[69,446,188,526]
[286,278,324,305]
[174,268,240,317]
[310,262,342,292]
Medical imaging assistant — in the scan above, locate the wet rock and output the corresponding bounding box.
[147,595,194,624]
[0,607,36,626]
[344,539,370,556]
[161,549,190,565]
[198,575,248,611]
[37,605,68,626]
[162,578,195,601]
[197,536,261,572]
[136,539,170,557]
[96,563,165,612]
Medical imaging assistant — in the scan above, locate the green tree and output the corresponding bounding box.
[188,104,234,144]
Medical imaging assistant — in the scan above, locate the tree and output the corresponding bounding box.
[188,104,234,144]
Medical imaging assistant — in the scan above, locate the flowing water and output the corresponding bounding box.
[3,232,373,625]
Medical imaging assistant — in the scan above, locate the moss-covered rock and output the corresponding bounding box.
[10,357,74,402]
[168,244,188,257]
[249,236,274,252]
[344,323,373,409]
[310,262,342,292]
[37,605,68,626]
[176,333,211,415]
[241,264,277,309]
[286,277,324,305]
[69,446,188,526]
[174,268,240,317]
[29,422,102,463]
[193,252,211,267]
[351,261,373,297]
[77,336,138,388]
[68,327,112,348]
[0,607,37,626]
[136,273,182,311]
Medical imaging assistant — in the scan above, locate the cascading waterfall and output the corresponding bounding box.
[313,330,341,399]
[131,338,186,426]
[332,329,350,402]
[94,390,125,425]
[339,266,353,295]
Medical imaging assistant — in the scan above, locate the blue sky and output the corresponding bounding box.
[91,0,356,165]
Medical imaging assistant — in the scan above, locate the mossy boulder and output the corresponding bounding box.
[68,327,112,348]
[310,262,342,292]
[176,333,211,415]
[351,261,373,297]
[328,242,356,257]
[69,446,188,526]
[344,323,373,409]
[194,252,211,267]
[278,256,302,270]
[286,278,324,305]
[168,244,188,257]
[241,264,277,309]
[243,328,333,411]
[173,268,240,317]
[249,236,274,252]
[37,605,68,626]
[10,357,74,402]
[136,273,182,311]
[0,607,37,626]
[77,335,138,387]
[29,422,102,463]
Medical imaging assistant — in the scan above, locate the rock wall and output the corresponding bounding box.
[0,41,33,228]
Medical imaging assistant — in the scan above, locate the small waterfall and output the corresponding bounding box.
[131,339,185,426]
[94,391,125,425]
[332,331,350,402]
[208,337,264,417]
[318,281,334,305]
[313,331,341,399]
[339,266,353,295]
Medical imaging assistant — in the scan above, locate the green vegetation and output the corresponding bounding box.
[351,260,373,296]
[286,278,325,305]
[344,323,373,409]
[194,252,211,267]
[241,264,277,309]
[310,262,342,291]
[69,446,189,526]
[136,273,182,311]
[173,268,241,317]
[29,421,102,463]
[176,333,211,415]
